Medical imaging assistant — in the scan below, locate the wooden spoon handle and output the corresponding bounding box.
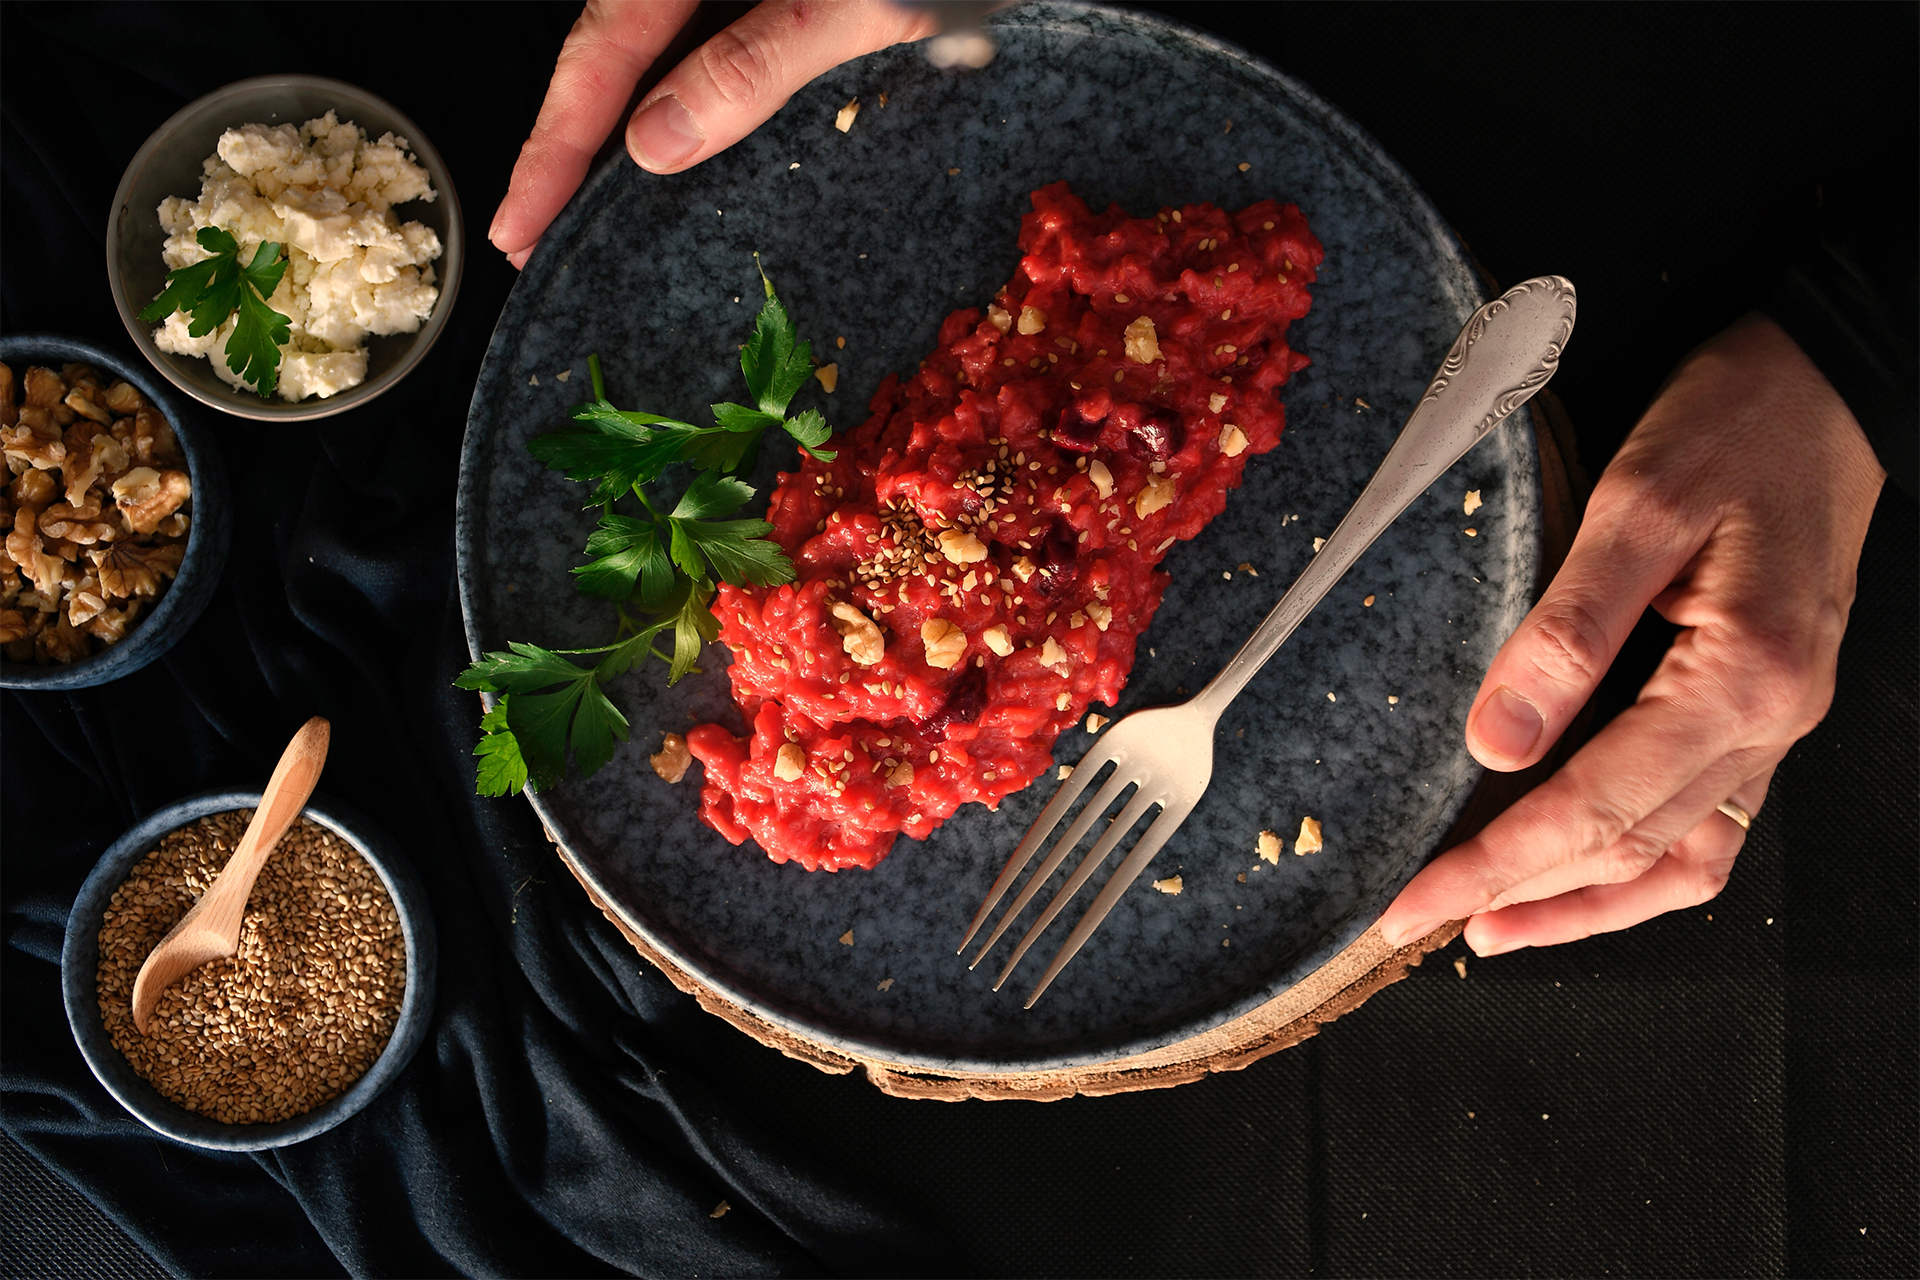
[130,717,331,1033]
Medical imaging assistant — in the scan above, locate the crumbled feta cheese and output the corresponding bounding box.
[152,111,441,401]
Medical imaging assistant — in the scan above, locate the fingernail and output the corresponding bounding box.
[1471,936,1525,957]
[1473,685,1543,763]
[487,202,507,245]
[1380,919,1443,948]
[629,96,703,172]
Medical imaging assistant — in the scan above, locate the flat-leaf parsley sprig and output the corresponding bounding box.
[457,270,834,797]
[529,262,835,501]
[138,226,294,397]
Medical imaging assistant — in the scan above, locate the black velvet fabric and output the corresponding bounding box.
[3,3,1913,1277]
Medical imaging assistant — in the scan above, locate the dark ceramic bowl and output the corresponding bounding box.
[106,74,463,422]
[0,333,230,689]
[61,790,437,1151]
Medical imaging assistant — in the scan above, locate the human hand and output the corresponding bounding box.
[1377,313,1887,955]
[489,0,939,269]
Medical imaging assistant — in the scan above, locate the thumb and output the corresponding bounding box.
[1465,484,1698,771]
[626,0,937,174]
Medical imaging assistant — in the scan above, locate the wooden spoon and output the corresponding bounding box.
[131,717,331,1034]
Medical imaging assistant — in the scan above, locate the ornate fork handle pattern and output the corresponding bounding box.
[1420,275,1578,427]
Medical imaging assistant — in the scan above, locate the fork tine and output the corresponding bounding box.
[966,768,1135,970]
[955,741,1123,953]
[991,788,1161,991]
[1022,798,1196,1008]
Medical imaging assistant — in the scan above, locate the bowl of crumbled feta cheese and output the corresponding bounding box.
[108,75,463,421]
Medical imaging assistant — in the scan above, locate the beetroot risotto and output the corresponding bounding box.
[685,182,1323,870]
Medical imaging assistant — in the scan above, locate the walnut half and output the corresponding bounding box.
[93,541,184,599]
[829,601,885,666]
[111,467,191,534]
[920,618,967,670]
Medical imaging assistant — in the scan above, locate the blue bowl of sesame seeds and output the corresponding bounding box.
[62,789,436,1151]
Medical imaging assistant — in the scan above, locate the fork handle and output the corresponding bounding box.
[1193,276,1577,719]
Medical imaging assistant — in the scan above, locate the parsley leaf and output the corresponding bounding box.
[741,259,815,416]
[138,227,293,397]
[710,402,784,435]
[473,699,530,797]
[671,470,756,520]
[456,642,633,791]
[783,408,836,459]
[680,518,790,587]
[669,582,723,683]
[529,411,703,505]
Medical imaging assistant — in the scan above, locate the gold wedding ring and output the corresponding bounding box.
[1716,800,1753,831]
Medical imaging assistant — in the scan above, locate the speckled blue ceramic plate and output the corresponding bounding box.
[457,3,1540,1074]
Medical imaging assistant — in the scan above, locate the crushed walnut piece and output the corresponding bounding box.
[1294,816,1323,855]
[920,617,967,669]
[650,732,692,784]
[937,528,988,564]
[1134,473,1178,518]
[1463,489,1482,515]
[1257,830,1282,864]
[773,742,806,782]
[829,600,886,666]
[1151,875,1183,895]
[1123,316,1162,364]
[1,361,190,664]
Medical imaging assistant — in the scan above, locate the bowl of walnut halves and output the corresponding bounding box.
[0,334,230,689]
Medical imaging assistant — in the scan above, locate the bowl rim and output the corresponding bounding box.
[61,789,437,1151]
[105,72,465,423]
[0,332,230,690]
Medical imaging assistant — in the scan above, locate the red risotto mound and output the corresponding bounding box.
[686,182,1323,870]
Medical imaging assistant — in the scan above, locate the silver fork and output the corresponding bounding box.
[958,276,1579,1007]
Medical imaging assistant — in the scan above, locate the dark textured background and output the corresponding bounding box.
[3,2,1913,1276]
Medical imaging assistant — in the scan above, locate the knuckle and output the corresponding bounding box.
[1595,833,1666,885]
[694,28,783,110]
[1726,631,1832,737]
[1686,855,1734,905]
[1522,598,1615,696]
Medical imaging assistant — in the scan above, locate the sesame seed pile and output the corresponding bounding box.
[95,810,406,1125]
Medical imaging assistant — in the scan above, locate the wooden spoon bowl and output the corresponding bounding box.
[130,717,330,1033]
